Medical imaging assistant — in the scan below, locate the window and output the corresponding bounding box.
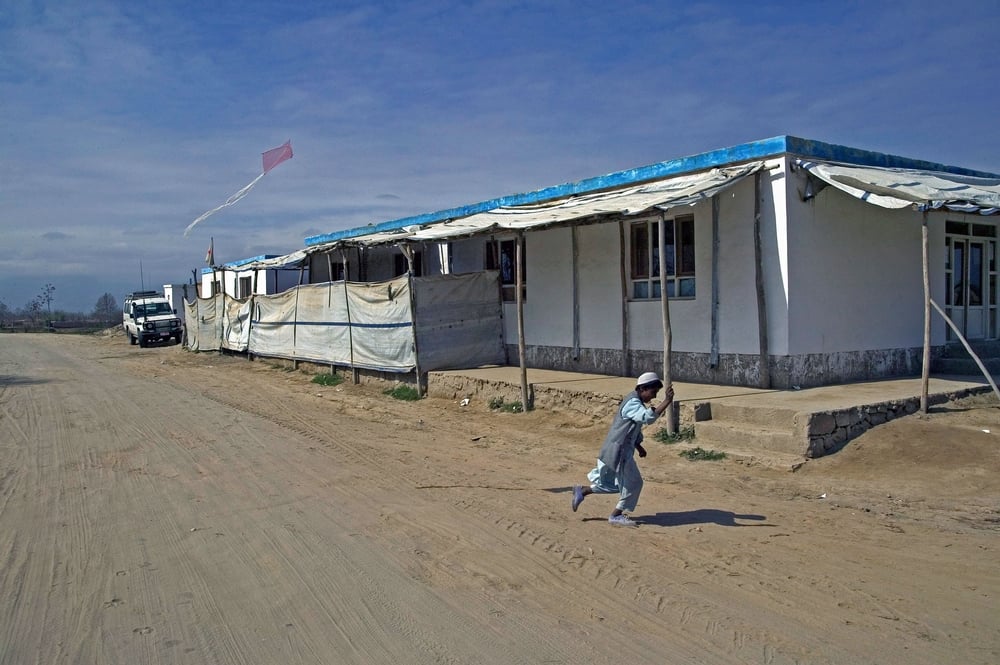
[393,251,423,277]
[628,214,695,299]
[485,237,526,301]
[238,276,252,299]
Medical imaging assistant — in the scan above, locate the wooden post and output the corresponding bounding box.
[710,194,720,368]
[342,250,357,385]
[402,244,424,396]
[658,214,675,432]
[921,211,931,413]
[619,221,631,377]
[571,225,580,360]
[753,171,771,389]
[515,231,530,411]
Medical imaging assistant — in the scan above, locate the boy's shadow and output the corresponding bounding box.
[550,487,768,528]
[636,509,768,527]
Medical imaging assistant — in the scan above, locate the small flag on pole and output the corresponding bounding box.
[205,237,214,265]
[184,140,294,237]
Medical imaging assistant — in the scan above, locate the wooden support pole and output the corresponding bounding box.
[402,244,424,396]
[710,194,720,368]
[515,231,530,411]
[619,221,631,377]
[658,213,675,432]
[342,250,357,385]
[921,211,931,413]
[753,171,771,389]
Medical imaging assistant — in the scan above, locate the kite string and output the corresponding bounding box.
[183,171,266,237]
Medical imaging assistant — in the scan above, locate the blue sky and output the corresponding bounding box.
[2,0,999,313]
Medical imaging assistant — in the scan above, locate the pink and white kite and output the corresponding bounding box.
[184,140,293,237]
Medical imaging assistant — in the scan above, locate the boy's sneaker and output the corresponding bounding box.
[608,513,637,527]
[571,485,584,512]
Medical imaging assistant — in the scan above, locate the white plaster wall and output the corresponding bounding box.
[199,272,213,298]
[577,223,625,347]
[783,169,942,353]
[764,160,791,355]
[162,283,196,313]
[511,227,574,346]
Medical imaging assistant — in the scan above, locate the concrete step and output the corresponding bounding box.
[692,419,807,457]
[704,402,802,429]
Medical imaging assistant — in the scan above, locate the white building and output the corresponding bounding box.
[162,283,197,314]
[284,136,1000,389]
[199,254,308,299]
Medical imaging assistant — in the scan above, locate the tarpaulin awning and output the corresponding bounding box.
[313,162,766,249]
[231,250,310,270]
[795,159,1000,215]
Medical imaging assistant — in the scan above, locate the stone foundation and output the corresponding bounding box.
[506,343,944,390]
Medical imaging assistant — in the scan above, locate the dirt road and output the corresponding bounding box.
[1,333,998,664]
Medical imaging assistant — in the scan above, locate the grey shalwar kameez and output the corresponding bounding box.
[586,389,661,513]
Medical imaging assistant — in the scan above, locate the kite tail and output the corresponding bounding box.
[184,171,267,237]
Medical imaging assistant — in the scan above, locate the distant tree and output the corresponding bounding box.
[26,298,44,324]
[40,283,55,316]
[0,300,9,327]
[94,293,118,323]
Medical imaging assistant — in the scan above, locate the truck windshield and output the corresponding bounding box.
[136,303,172,316]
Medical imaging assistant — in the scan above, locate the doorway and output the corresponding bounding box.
[945,222,998,341]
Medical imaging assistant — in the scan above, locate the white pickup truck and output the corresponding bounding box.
[123,291,183,347]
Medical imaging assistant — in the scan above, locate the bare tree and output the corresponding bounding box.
[94,293,118,324]
[26,298,44,324]
[40,283,55,317]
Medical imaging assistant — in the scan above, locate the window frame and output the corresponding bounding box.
[627,213,696,300]
[238,275,253,299]
[485,236,526,302]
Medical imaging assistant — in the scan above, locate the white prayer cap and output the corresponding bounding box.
[636,372,662,388]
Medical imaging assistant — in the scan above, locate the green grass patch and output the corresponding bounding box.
[384,385,421,401]
[678,446,726,461]
[488,397,523,413]
[654,424,695,445]
[311,373,343,387]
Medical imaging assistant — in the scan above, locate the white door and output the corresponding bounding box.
[948,239,987,340]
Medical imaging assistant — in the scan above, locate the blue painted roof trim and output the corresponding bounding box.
[199,254,280,274]
[304,135,1000,247]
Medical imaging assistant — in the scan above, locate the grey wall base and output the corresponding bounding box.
[506,344,941,389]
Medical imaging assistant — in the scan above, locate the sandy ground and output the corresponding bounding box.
[1,333,998,665]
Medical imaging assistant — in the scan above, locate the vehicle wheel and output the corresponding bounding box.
[129,332,137,345]
[138,336,147,348]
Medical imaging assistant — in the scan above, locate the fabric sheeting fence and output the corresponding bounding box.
[184,271,505,374]
[412,271,506,371]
